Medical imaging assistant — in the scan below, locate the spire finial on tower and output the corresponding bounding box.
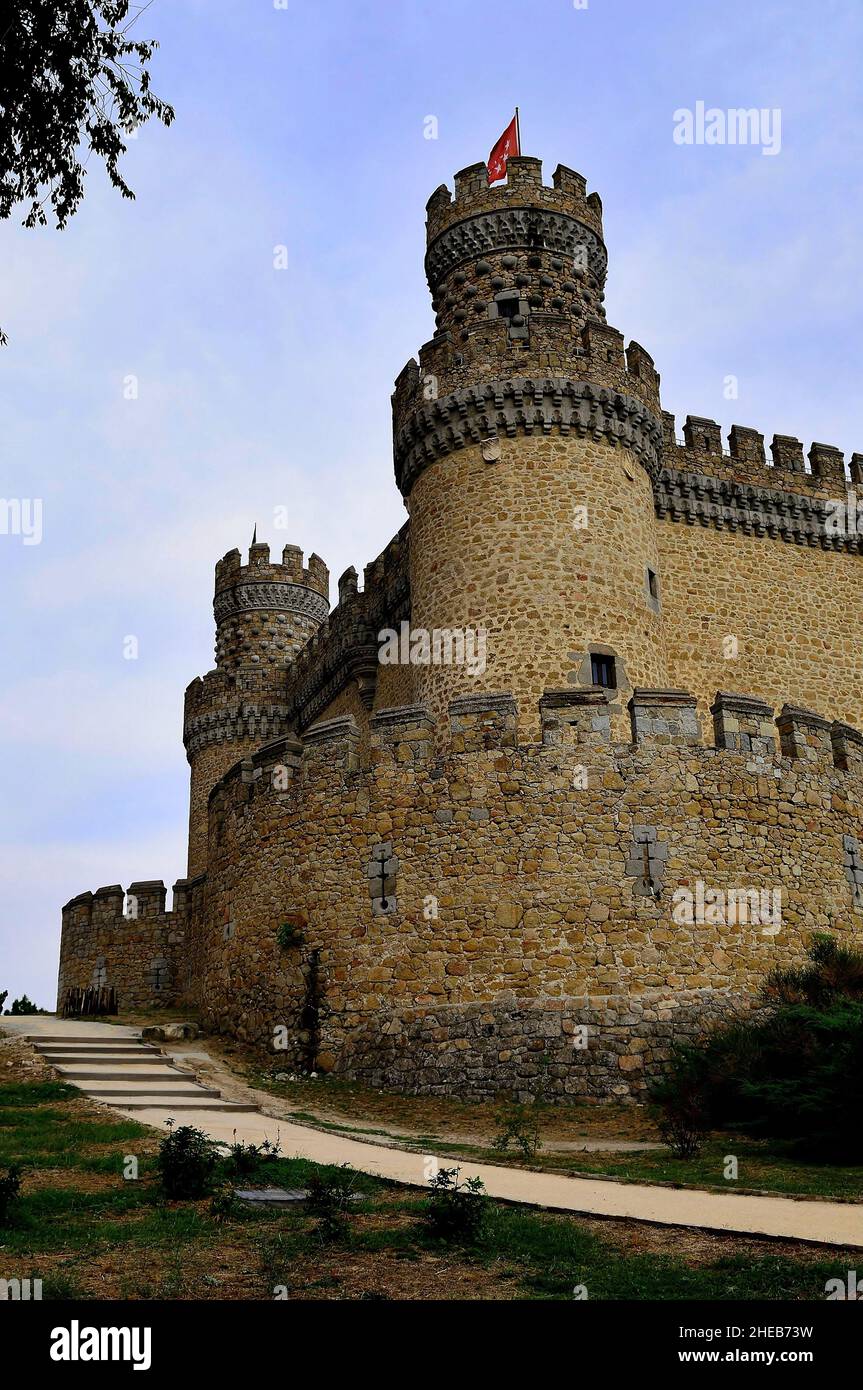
[251,524,257,546]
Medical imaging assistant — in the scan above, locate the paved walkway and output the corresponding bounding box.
[4,1016,862,1248]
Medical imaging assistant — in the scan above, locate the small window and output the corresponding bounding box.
[591,653,616,688]
[496,295,519,320]
[646,566,660,612]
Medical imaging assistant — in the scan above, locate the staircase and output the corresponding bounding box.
[31,1033,254,1113]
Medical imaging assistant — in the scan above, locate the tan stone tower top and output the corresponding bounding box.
[393,154,662,500]
[183,539,329,877]
[391,154,667,736]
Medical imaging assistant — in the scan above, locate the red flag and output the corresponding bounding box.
[487,113,520,185]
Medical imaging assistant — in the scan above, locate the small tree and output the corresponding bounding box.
[423,1168,489,1245]
[0,1167,22,1226]
[491,1101,543,1160]
[157,1122,217,1199]
[305,1166,360,1244]
[8,995,42,1016]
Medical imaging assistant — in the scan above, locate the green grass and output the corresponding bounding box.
[246,1064,863,1202]
[409,1136,863,1202]
[353,1203,849,1301]
[0,1107,152,1169]
[0,1068,856,1300]
[0,1082,77,1107]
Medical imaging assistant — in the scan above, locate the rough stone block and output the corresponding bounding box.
[776,704,833,763]
[710,692,776,756]
[448,693,517,752]
[539,687,610,747]
[628,689,701,745]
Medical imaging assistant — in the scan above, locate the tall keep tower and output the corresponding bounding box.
[392,155,668,736]
[183,540,329,877]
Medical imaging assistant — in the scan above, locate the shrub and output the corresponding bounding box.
[0,1166,22,1225]
[650,1052,711,1158]
[305,1166,359,1243]
[222,1136,281,1179]
[763,932,863,1006]
[7,995,42,1015]
[423,1167,489,1245]
[491,1101,543,1160]
[210,1185,240,1221]
[157,1122,217,1199]
[651,935,863,1163]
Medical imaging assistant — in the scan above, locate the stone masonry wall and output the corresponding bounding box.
[657,517,863,732]
[57,879,201,1012]
[407,434,667,742]
[186,689,863,1100]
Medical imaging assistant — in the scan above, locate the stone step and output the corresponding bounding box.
[116,1098,256,1112]
[83,1084,221,1098]
[42,1053,166,1066]
[36,1043,161,1055]
[26,1034,142,1044]
[55,1067,188,1082]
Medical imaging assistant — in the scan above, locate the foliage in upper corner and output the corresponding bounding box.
[0,1,174,344]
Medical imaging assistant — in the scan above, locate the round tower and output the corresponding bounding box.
[183,539,329,878]
[392,155,669,737]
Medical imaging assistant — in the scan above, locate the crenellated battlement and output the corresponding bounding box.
[58,877,204,1013]
[61,878,194,928]
[392,365,663,497]
[283,523,410,729]
[212,540,330,670]
[214,542,329,602]
[425,156,604,247]
[656,413,863,552]
[207,686,863,813]
[661,411,862,498]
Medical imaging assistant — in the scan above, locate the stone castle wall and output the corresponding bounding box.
[180,689,863,1100]
[56,151,863,1106]
[58,879,203,1012]
[406,433,666,742]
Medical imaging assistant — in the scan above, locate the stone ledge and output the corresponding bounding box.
[394,377,663,496]
[654,467,863,551]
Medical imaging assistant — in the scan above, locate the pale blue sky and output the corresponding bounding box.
[2,0,862,1005]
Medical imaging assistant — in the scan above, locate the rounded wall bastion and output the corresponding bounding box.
[182,688,863,1100]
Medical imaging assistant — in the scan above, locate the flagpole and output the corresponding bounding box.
[515,106,521,154]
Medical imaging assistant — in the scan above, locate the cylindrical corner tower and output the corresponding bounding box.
[183,539,329,878]
[392,155,669,737]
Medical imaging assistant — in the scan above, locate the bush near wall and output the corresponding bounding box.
[651,935,863,1163]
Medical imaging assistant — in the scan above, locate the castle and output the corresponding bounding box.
[59,153,863,1100]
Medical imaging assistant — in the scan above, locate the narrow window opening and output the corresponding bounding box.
[591,653,616,688]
